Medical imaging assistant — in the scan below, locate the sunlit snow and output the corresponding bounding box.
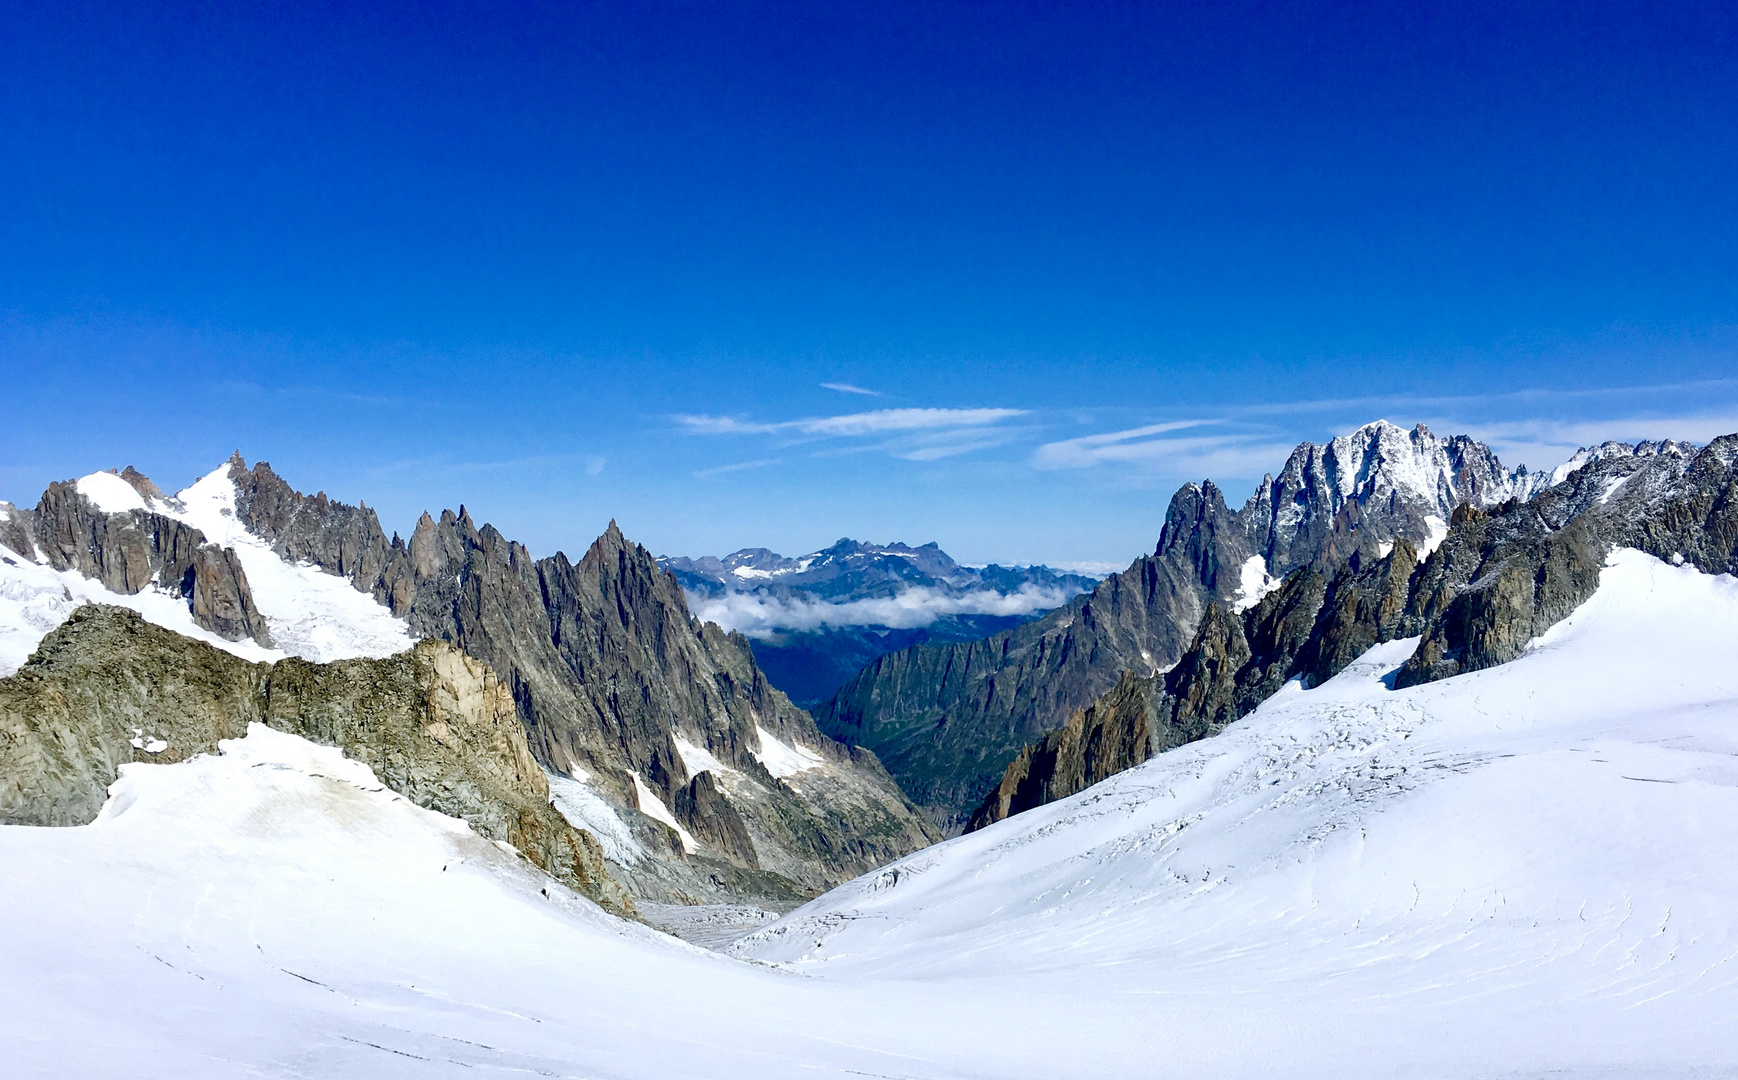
[546,769,641,864]
[0,543,282,676]
[165,466,414,662]
[2,550,1736,1077]
[751,725,826,779]
[1231,553,1276,612]
[73,471,149,513]
[0,465,413,672]
[632,772,697,853]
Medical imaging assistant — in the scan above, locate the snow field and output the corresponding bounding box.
[2,549,1736,1077]
[734,550,1738,1075]
[166,466,415,662]
[0,543,283,676]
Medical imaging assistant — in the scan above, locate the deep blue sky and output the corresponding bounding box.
[3,1,1736,568]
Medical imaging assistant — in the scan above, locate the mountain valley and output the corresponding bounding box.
[3,421,1736,1079]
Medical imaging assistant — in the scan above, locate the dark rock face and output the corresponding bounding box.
[966,671,1161,831]
[818,422,1558,830]
[204,459,938,901]
[399,512,937,899]
[0,502,33,559]
[818,479,1255,830]
[189,544,273,645]
[745,618,1031,711]
[1242,423,1543,578]
[969,540,1440,832]
[0,606,629,913]
[34,479,202,596]
[1394,438,1728,686]
[228,454,418,613]
[15,473,270,644]
[676,771,759,870]
[969,434,1738,831]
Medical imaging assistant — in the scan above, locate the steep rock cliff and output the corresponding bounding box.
[0,606,629,912]
[968,435,1738,830]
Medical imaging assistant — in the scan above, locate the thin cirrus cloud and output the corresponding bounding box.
[676,407,1029,464]
[1448,410,1738,471]
[820,382,881,396]
[1031,419,1297,483]
[692,458,782,479]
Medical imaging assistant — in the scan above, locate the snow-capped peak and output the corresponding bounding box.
[1548,439,1698,487]
[0,461,413,677]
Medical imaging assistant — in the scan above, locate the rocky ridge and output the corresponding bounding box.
[2,469,271,646]
[968,434,1731,830]
[818,420,1549,829]
[0,605,629,912]
[0,456,937,904]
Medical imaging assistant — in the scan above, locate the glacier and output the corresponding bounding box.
[2,548,1735,1077]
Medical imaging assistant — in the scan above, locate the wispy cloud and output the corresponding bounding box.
[676,407,1026,438]
[675,407,1029,466]
[1031,419,1222,468]
[1445,411,1738,471]
[1033,419,1295,481]
[693,458,783,479]
[821,382,880,396]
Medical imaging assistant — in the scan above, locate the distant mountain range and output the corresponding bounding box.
[659,539,1100,707]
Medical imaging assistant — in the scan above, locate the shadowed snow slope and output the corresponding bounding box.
[4,551,1736,1078]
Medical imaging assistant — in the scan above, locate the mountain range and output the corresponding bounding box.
[5,422,1736,1078]
[0,456,935,907]
[814,421,1589,829]
[660,539,1098,707]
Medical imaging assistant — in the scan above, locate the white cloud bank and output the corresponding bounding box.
[688,583,1077,637]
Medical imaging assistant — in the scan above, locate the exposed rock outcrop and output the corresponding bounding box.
[969,435,1738,831]
[189,544,272,644]
[207,459,937,902]
[966,671,1161,830]
[400,512,936,900]
[228,454,418,613]
[6,472,271,645]
[822,422,1542,829]
[0,605,630,913]
[5,457,938,906]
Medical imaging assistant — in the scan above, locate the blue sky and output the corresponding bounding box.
[3,1,1736,569]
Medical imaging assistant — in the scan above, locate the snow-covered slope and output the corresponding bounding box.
[4,549,1735,1077]
[0,465,412,675]
[738,549,1738,1073]
[162,465,414,660]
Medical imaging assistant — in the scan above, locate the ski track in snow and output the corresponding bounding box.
[1,550,1736,1077]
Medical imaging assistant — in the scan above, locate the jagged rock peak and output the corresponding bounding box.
[117,466,162,500]
[1547,438,1698,487]
[1234,419,1540,578]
